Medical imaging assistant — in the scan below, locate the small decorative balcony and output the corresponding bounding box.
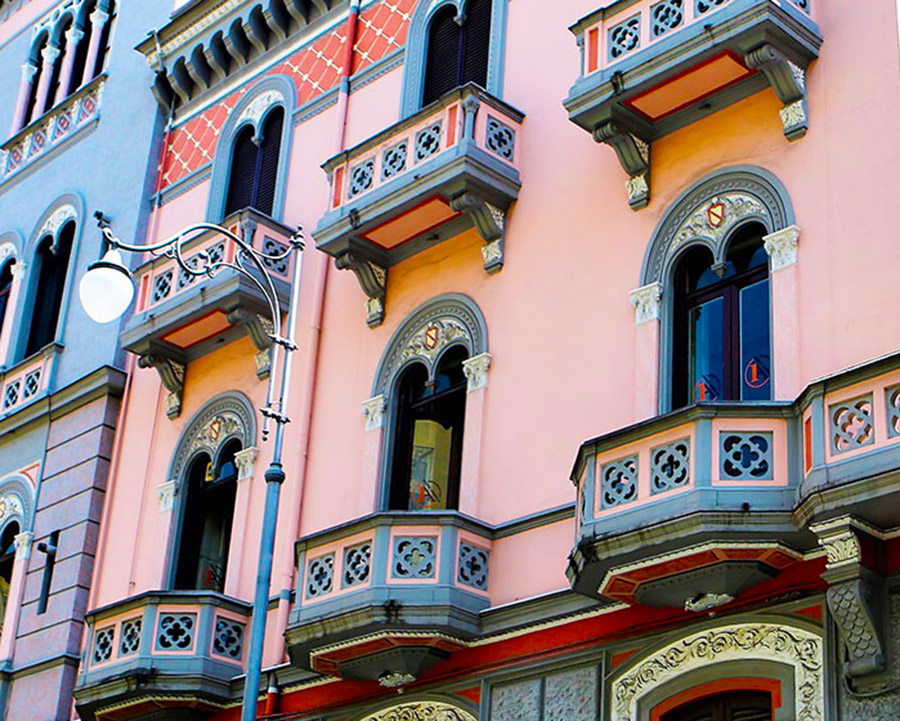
[120,208,295,418]
[285,512,491,687]
[2,75,106,183]
[569,402,808,610]
[564,0,822,208]
[315,84,523,327]
[0,343,61,420]
[74,591,251,720]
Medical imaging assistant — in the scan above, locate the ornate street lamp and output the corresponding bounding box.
[80,210,304,720]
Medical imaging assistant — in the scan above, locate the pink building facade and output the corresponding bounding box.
[72,1,900,720]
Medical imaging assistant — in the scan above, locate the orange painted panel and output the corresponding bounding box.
[162,311,231,348]
[628,52,753,121]
[362,197,459,249]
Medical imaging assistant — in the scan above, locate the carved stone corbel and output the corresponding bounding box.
[593,121,650,210]
[139,354,186,419]
[449,192,506,274]
[744,44,809,141]
[812,518,888,681]
[335,251,387,328]
[226,308,274,379]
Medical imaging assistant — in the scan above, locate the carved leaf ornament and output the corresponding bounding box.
[612,623,823,721]
[362,702,476,721]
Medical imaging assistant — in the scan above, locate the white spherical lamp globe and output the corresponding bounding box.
[79,249,135,324]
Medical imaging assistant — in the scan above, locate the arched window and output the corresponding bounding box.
[421,0,492,107]
[223,106,284,218]
[0,521,19,622]
[23,33,48,127]
[67,0,96,96]
[173,439,240,592]
[92,0,116,79]
[660,691,772,721]
[26,221,74,357]
[0,260,14,341]
[44,17,73,112]
[389,346,468,510]
[671,223,771,408]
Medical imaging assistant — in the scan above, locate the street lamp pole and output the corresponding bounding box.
[82,212,305,720]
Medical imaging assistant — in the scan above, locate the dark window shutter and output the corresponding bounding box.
[461,0,492,89]
[422,6,461,106]
[224,126,258,217]
[26,222,74,357]
[254,107,284,217]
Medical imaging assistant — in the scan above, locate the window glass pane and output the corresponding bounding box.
[689,296,724,402]
[740,278,772,400]
[408,419,454,510]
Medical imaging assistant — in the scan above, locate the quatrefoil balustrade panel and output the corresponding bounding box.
[76,591,251,717]
[286,512,493,683]
[0,344,59,418]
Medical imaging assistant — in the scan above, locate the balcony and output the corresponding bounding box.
[315,84,523,327]
[285,512,491,686]
[2,75,106,183]
[0,343,60,419]
[120,208,295,418]
[564,0,822,208]
[74,591,251,720]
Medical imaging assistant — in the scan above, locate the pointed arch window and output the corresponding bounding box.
[26,221,74,357]
[0,521,18,621]
[422,0,493,107]
[672,223,771,409]
[23,34,48,127]
[0,260,14,343]
[67,1,95,96]
[92,0,116,79]
[44,17,73,113]
[388,346,468,510]
[224,106,285,218]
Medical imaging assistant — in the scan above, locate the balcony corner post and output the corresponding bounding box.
[744,45,809,141]
[138,353,186,419]
[334,251,387,328]
[593,121,650,210]
[461,93,481,141]
[450,192,507,274]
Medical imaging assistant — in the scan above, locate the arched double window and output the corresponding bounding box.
[224,106,284,218]
[671,224,771,408]
[26,220,74,357]
[373,295,487,512]
[0,259,14,343]
[22,33,49,127]
[422,0,492,106]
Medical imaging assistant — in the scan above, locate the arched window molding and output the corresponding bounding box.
[355,699,477,721]
[0,476,35,536]
[630,167,799,415]
[362,294,490,516]
[400,0,508,118]
[206,75,296,223]
[0,238,22,366]
[43,12,75,113]
[608,619,824,721]
[17,195,83,363]
[163,392,257,590]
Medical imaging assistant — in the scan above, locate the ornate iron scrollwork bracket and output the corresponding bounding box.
[139,353,186,419]
[335,251,388,328]
[449,191,507,274]
[593,121,651,210]
[745,44,809,141]
[812,518,888,682]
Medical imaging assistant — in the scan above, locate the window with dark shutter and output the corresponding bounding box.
[421,0,492,108]
[26,222,74,357]
[224,126,258,217]
[255,107,284,217]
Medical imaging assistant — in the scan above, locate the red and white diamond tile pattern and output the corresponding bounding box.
[157,0,415,191]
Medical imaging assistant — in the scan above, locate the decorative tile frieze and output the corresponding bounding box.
[629,282,663,324]
[462,352,492,392]
[763,224,801,270]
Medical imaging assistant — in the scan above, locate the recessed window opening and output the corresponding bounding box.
[67,1,96,96]
[23,34,48,127]
[660,690,772,721]
[92,0,116,79]
[0,521,19,620]
[672,222,771,409]
[223,106,284,218]
[26,221,74,358]
[173,438,240,592]
[0,260,14,341]
[421,0,492,106]
[44,17,73,112]
[389,345,468,511]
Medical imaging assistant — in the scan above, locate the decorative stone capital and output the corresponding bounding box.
[14,531,33,560]
[65,27,85,45]
[362,394,386,431]
[462,352,492,392]
[158,480,178,512]
[9,260,26,280]
[234,447,259,482]
[41,45,61,65]
[21,62,37,82]
[629,282,663,324]
[763,224,800,271]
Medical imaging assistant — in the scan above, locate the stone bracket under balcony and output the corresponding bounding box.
[74,591,251,721]
[120,208,294,418]
[315,84,523,327]
[564,0,822,209]
[286,512,492,686]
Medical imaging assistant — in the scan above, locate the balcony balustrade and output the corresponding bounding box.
[120,208,295,418]
[286,512,491,686]
[74,591,251,720]
[564,0,822,208]
[315,84,523,327]
[569,353,900,613]
[0,343,60,419]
